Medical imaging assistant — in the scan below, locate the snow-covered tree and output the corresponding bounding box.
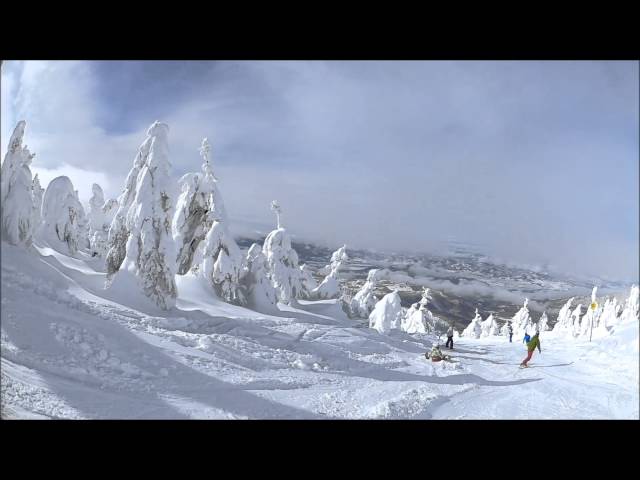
[318,244,348,276]
[263,201,302,305]
[112,121,177,310]
[579,287,599,338]
[175,137,244,305]
[593,297,618,337]
[199,218,245,305]
[570,304,583,337]
[86,183,114,257]
[89,196,118,258]
[401,302,426,334]
[88,184,106,230]
[369,290,403,334]
[312,266,341,299]
[500,320,512,337]
[299,264,318,299]
[106,123,158,275]
[511,298,533,337]
[173,138,229,275]
[41,176,86,255]
[619,285,639,325]
[401,288,445,334]
[30,173,44,236]
[480,313,500,337]
[538,311,549,332]
[462,308,483,339]
[552,297,574,335]
[349,269,380,319]
[312,245,348,300]
[240,243,277,312]
[1,121,37,246]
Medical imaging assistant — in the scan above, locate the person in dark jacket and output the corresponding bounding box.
[445,326,454,349]
[520,332,541,367]
[508,324,513,343]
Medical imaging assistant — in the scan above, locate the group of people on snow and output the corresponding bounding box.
[425,319,542,367]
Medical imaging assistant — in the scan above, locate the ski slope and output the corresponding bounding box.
[1,244,638,419]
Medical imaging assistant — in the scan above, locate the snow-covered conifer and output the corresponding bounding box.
[318,244,348,276]
[511,298,533,337]
[538,311,549,332]
[199,218,245,305]
[30,173,44,236]
[500,320,512,337]
[299,264,318,299]
[619,285,639,325]
[112,121,177,310]
[173,138,229,275]
[579,287,599,338]
[349,269,380,318]
[240,243,277,311]
[41,176,86,255]
[552,297,574,334]
[480,313,500,337]
[570,304,583,337]
[263,201,302,304]
[1,121,37,246]
[369,290,403,334]
[462,308,483,338]
[106,123,158,275]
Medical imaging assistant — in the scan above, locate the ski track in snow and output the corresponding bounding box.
[1,244,638,419]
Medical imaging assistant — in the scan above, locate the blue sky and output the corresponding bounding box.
[1,60,638,281]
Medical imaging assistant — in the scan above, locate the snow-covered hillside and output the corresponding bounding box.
[2,244,637,419]
[1,119,637,419]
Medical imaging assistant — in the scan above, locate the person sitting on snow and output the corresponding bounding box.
[429,344,445,362]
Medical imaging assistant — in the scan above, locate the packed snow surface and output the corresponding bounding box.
[1,244,638,419]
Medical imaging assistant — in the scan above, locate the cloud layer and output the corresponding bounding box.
[2,60,638,281]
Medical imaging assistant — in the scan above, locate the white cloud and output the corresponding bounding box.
[32,164,113,206]
[2,60,637,282]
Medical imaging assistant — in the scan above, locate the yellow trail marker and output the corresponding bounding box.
[590,302,598,310]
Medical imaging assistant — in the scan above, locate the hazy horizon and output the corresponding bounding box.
[2,60,638,282]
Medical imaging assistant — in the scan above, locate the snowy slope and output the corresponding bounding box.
[1,244,638,419]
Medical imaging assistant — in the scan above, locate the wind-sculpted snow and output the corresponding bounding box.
[369,291,403,334]
[551,285,639,341]
[87,183,118,258]
[41,176,86,256]
[200,221,244,304]
[31,174,44,237]
[312,245,348,300]
[553,297,575,335]
[462,309,483,339]
[1,121,37,247]
[400,288,444,334]
[480,313,500,337]
[240,244,278,312]
[299,264,318,299]
[511,298,534,337]
[110,121,177,310]
[263,227,302,305]
[173,138,230,276]
[1,244,637,419]
[349,269,380,319]
[317,244,348,276]
[106,123,156,276]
